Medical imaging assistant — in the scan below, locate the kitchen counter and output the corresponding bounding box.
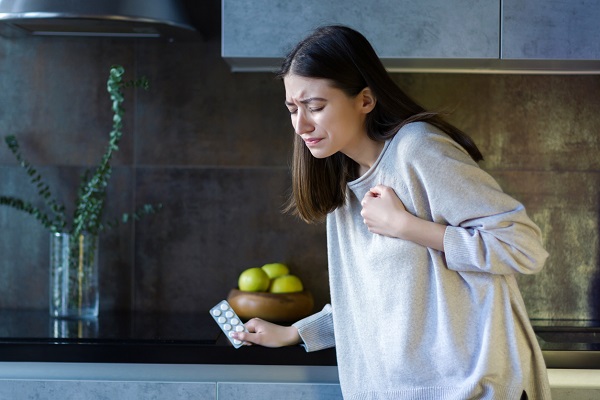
[0,309,336,365]
[0,310,598,369]
[0,311,599,399]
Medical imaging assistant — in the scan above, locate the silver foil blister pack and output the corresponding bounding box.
[209,300,248,348]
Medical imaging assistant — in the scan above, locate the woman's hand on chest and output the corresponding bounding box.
[360,184,446,252]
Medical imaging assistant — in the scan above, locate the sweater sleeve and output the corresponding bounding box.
[292,304,335,352]
[398,125,549,275]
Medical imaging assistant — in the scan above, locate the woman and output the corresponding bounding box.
[232,25,551,400]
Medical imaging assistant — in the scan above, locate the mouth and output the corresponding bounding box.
[303,138,323,146]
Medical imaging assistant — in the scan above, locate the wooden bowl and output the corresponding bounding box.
[227,288,314,323]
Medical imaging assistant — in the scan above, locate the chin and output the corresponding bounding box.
[307,148,335,159]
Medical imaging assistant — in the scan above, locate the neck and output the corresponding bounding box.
[346,139,385,177]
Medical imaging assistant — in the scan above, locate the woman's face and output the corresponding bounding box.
[283,74,373,160]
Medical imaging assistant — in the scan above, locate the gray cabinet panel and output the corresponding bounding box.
[223,0,499,70]
[503,0,600,59]
[218,382,343,400]
[0,380,216,400]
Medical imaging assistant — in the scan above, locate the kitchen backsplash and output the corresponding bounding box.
[0,15,598,320]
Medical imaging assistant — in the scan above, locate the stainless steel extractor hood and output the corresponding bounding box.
[0,0,199,40]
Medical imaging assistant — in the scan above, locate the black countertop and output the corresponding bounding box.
[0,310,336,365]
[0,310,599,368]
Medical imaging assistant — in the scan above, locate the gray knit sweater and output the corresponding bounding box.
[293,122,551,400]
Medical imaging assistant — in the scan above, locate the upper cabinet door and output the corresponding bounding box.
[503,0,600,60]
[222,0,500,71]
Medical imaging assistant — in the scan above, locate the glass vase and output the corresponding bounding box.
[49,232,99,319]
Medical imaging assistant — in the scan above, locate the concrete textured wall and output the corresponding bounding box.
[0,6,598,320]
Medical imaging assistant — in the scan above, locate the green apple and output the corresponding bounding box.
[269,274,304,293]
[261,263,290,279]
[238,267,270,292]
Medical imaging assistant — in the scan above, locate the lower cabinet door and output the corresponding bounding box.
[0,380,217,400]
[218,382,343,400]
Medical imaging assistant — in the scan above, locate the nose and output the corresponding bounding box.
[294,109,314,135]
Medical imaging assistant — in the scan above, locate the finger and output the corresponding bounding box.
[377,186,400,201]
[232,330,258,345]
[244,318,263,332]
[373,184,396,196]
[369,185,385,196]
[361,190,377,206]
[361,196,373,207]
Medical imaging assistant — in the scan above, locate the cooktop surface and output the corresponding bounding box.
[0,309,338,365]
[0,311,597,367]
[531,319,600,351]
[0,309,220,344]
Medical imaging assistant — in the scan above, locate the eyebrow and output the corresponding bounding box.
[285,97,327,106]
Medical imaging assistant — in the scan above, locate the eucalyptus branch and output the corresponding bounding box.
[1,64,160,240]
[0,196,58,231]
[100,203,163,232]
[3,135,67,230]
[72,67,123,237]
[71,65,151,238]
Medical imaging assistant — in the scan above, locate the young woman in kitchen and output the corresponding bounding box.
[231,25,551,400]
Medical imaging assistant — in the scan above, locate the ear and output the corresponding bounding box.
[357,87,376,114]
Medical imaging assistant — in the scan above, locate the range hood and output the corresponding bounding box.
[0,0,199,40]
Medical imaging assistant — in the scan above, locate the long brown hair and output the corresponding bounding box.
[278,25,483,223]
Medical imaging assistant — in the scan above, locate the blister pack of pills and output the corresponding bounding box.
[209,300,248,348]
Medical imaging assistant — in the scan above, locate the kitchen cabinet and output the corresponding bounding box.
[0,379,217,400]
[502,0,600,60]
[217,382,342,400]
[0,364,599,399]
[222,0,600,73]
[0,381,343,400]
[0,363,341,400]
[222,0,499,72]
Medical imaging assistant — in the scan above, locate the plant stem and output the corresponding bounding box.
[78,233,84,315]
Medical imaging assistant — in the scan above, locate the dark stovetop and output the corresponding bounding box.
[530,319,600,369]
[0,310,598,368]
[0,309,337,365]
[0,309,220,344]
[531,319,600,351]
